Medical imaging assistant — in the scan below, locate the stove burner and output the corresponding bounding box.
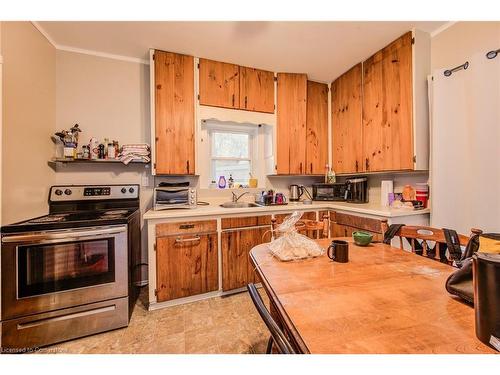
[27,214,69,223]
[102,210,129,216]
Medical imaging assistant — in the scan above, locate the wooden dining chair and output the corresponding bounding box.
[270,213,330,240]
[247,283,296,354]
[388,225,482,264]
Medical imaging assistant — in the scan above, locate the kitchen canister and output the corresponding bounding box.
[415,183,429,208]
[380,180,394,207]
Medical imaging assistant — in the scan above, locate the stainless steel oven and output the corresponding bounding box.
[1,184,140,350]
[1,225,128,321]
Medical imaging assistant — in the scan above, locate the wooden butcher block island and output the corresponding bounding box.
[250,238,495,354]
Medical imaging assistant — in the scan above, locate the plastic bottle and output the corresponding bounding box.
[218,176,227,189]
[228,174,234,189]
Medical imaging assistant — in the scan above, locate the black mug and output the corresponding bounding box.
[327,240,349,263]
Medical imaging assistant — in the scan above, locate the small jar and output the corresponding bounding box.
[82,145,90,159]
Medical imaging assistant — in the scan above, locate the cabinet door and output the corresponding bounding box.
[362,32,413,172]
[276,73,307,174]
[154,50,195,175]
[156,233,218,302]
[306,81,329,175]
[331,63,363,173]
[221,227,268,291]
[199,58,239,109]
[239,66,275,113]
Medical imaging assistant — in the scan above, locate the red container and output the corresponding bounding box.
[415,183,429,208]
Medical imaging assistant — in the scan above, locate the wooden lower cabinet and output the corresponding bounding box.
[330,211,386,241]
[221,226,269,291]
[156,230,218,302]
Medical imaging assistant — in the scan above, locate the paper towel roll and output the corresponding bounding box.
[381,180,394,207]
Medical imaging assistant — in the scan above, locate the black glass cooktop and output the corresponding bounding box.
[1,209,139,234]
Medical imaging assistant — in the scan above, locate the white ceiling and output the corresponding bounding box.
[38,21,446,82]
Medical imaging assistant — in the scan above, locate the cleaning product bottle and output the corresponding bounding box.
[218,175,227,189]
[228,174,234,189]
[327,166,336,183]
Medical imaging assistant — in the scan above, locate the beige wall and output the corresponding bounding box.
[55,50,151,207]
[1,22,56,224]
[431,22,500,70]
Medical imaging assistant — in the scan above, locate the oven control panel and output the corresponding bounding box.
[84,187,111,196]
[50,185,139,201]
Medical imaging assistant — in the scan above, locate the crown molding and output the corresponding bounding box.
[430,21,458,38]
[56,45,149,65]
[31,21,149,65]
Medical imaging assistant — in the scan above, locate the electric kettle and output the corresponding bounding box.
[289,184,304,202]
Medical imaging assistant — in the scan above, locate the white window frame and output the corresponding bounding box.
[207,124,258,185]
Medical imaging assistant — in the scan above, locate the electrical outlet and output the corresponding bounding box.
[141,175,150,187]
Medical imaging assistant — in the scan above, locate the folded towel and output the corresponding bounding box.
[118,144,151,164]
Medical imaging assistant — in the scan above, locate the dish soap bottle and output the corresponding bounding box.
[218,175,227,189]
[228,174,234,189]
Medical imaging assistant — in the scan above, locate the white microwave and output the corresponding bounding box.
[153,186,197,210]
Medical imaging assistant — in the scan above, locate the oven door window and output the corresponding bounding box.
[156,189,189,205]
[316,187,333,197]
[17,238,115,298]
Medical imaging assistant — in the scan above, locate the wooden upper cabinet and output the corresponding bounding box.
[362,32,414,172]
[239,66,275,113]
[199,58,240,109]
[306,81,328,175]
[154,50,195,175]
[331,63,363,174]
[276,73,307,174]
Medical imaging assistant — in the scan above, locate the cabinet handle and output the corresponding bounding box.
[175,235,201,243]
[186,160,190,173]
[232,94,235,107]
[365,158,369,170]
[245,96,248,108]
[355,160,359,172]
[300,162,303,174]
[310,163,313,174]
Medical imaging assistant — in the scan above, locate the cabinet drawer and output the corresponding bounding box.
[156,220,217,237]
[333,212,384,234]
[221,215,272,229]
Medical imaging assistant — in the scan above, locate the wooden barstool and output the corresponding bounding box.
[271,213,330,240]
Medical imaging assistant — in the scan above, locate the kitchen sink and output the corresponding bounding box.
[219,202,261,208]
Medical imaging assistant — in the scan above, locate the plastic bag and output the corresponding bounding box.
[267,211,325,261]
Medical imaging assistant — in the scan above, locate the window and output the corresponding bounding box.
[210,129,254,185]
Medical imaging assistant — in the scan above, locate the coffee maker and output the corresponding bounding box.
[344,177,368,203]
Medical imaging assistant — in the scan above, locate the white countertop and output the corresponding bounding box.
[143,198,430,220]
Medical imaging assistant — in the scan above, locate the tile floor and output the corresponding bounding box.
[44,289,270,354]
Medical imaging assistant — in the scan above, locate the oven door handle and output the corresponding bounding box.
[1,225,127,244]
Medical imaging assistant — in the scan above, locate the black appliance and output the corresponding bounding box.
[312,183,347,201]
[0,184,141,350]
[473,252,500,351]
[345,177,368,203]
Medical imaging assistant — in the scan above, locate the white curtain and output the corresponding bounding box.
[430,52,500,234]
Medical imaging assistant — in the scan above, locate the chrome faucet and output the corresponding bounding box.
[232,191,249,203]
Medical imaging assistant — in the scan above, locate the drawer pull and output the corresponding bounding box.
[17,305,116,330]
[175,235,201,243]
